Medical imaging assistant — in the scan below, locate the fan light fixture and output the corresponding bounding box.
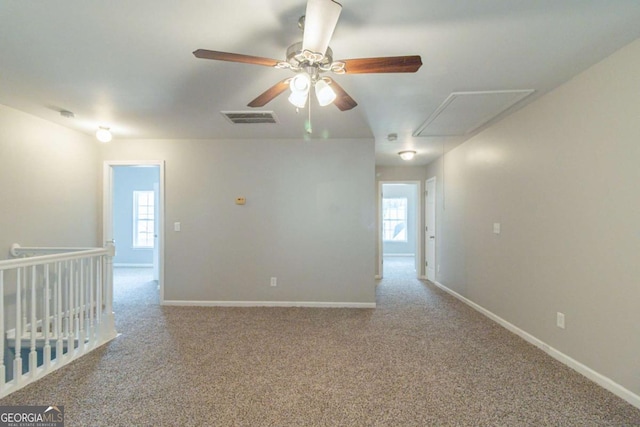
[399,150,416,161]
[96,127,112,143]
[288,73,336,109]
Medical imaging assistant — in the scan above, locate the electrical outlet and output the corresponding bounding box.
[270,277,277,287]
[557,312,565,329]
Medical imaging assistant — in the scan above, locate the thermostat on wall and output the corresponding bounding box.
[235,197,246,205]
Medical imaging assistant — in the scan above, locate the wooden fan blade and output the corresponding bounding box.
[193,49,281,67]
[248,79,291,107]
[340,56,423,74]
[326,78,357,111]
[302,0,342,59]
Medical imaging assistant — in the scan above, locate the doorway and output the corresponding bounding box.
[103,161,165,301]
[379,181,421,278]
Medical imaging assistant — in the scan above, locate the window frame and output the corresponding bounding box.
[382,197,409,243]
[132,190,155,249]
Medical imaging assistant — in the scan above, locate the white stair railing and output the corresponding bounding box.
[0,242,117,398]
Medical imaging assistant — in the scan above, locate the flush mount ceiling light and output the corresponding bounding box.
[96,126,112,143]
[398,150,416,161]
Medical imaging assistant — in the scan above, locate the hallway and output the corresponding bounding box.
[381,255,417,280]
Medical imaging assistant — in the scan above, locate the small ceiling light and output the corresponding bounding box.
[398,150,416,161]
[96,126,112,143]
[315,79,337,106]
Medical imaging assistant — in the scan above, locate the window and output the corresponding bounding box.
[133,190,155,248]
[382,198,408,242]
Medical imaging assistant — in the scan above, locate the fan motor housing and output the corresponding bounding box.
[285,42,332,70]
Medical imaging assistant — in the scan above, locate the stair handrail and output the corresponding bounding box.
[10,243,99,258]
[0,241,117,398]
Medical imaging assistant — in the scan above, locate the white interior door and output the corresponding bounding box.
[377,181,383,279]
[153,182,160,281]
[426,177,436,281]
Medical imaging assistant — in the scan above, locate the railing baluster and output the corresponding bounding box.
[29,265,37,377]
[0,271,5,391]
[88,257,95,346]
[79,259,85,353]
[56,261,63,360]
[21,268,27,335]
[67,260,74,359]
[14,268,22,385]
[96,256,102,328]
[74,260,80,351]
[42,267,48,350]
[44,264,51,369]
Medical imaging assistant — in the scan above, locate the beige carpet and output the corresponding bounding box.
[1,261,639,426]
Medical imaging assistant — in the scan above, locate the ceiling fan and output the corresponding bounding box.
[193,0,422,113]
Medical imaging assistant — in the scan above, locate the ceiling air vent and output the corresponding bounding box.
[221,111,278,124]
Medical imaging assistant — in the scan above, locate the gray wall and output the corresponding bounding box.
[0,104,99,259]
[425,39,640,396]
[101,137,376,305]
[113,166,159,266]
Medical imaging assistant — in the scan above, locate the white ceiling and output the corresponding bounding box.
[1,1,639,166]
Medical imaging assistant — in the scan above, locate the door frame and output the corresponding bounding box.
[378,180,422,279]
[425,177,437,281]
[103,160,165,302]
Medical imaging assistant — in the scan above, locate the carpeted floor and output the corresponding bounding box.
[1,260,639,426]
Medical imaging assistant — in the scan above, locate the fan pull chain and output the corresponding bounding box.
[306,92,313,134]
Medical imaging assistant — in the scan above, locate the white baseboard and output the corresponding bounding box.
[432,280,640,410]
[114,263,153,268]
[162,300,376,309]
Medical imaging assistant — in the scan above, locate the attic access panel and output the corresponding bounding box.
[414,90,534,137]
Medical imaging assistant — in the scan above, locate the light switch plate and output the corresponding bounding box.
[493,223,501,234]
[557,312,565,329]
[174,222,181,232]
